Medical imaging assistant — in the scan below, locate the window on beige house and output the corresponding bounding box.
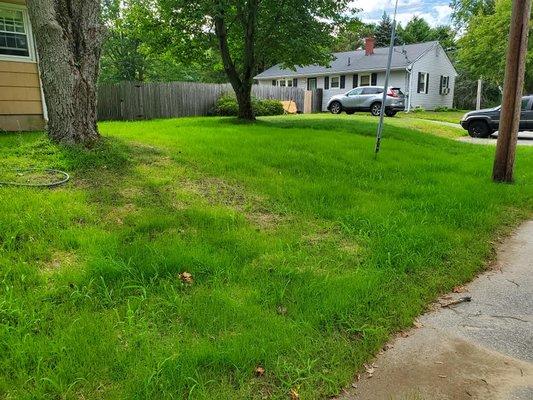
[0,3,33,60]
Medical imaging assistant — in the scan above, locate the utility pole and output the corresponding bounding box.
[374,0,399,155]
[476,79,482,110]
[492,0,531,182]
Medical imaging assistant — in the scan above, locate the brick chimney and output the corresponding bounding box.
[364,37,375,56]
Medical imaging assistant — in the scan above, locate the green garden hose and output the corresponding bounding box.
[0,169,70,188]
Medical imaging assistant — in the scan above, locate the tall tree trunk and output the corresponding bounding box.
[214,0,258,120]
[235,85,254,120]
[27,0,105,146]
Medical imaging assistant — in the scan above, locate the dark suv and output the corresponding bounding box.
[460,95,533,137]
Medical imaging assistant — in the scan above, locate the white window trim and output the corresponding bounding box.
[330,75,340,89]
[359,73,371,87]
[418,72,429,94]
[276,78,294,87]
[440,75,450,95]
[0,1,37,63]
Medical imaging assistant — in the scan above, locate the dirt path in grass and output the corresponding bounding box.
[339,220,533,400]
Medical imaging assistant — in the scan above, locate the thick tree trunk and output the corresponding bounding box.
[235,85,254,120]
[214,0,258,120]
[27,0,105,146]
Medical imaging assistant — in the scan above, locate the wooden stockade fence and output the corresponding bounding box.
[97,81,307,121]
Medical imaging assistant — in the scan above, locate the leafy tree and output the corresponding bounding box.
[396,17,456,49]
[153,0,351,120]
[457,0,533,92]
[100,0,150,82]
[331,17,375,52]
[453,68,502,109]
[431,25,456,50]
[27,0,105,146]
[100,0,226,83]
[374,12,394,47]
[398,16,435,44]
[450,0,495,28]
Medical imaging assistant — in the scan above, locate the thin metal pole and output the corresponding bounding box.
[374,0,398,156]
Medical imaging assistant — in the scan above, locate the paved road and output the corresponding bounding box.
[410,118,533,146]
[339,221,533,400]
[458,132,533,146]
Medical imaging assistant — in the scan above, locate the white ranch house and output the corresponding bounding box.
[254,39,458,112]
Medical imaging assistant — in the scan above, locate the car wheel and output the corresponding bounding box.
[346,110,355,115]
[370,102,382,116]
[329,101,342,114]
[468,120,491,138]
[385,109,397,117]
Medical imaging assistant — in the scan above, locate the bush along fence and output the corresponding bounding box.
[97,81,315,121]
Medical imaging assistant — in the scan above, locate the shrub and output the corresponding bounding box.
[411,106,426,113]
[253,98,284,116]
[433,106,459,112]
[214,93,284,117]
[215,94,240,116]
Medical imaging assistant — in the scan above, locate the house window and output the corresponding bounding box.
[307,77,317,90]
[330,76,340,89]
[0,3,34,60]
[359,74,371,86]
[276,78,294,87]
[440,75,450,95]
[417,72,429,94]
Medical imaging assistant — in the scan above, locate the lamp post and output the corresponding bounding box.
[374,0,399,156]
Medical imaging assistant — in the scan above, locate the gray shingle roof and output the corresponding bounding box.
[254,41,438,79]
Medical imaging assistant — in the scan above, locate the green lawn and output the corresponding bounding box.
[397,110,469,124]
[1,114,532,399]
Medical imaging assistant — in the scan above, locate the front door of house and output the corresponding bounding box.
[307,78,317,91]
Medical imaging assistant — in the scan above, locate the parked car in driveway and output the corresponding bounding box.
[327,86,406,116]
[460,95,533,137]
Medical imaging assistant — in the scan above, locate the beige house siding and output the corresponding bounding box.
[0,0,46,131]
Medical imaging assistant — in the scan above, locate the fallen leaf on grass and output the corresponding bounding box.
[277,305,288,315]
[179,272,194,284]
[453,285,466,293]
[289,388,300,399]
[255,366,265,377]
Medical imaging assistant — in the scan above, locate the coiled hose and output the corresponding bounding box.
[0,169,70,188]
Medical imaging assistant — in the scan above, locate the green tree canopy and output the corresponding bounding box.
[457,0,533,91]
[100,0,226,83]
[396,17,455,49]
[331,17,375,52]
[374,12,394,46]
[450,0,495,27]
[150,0,351,119]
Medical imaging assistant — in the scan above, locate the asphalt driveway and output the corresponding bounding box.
[458,131,533,146]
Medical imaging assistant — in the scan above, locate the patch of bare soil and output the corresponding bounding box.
[184,177,285,229]
[41,250,78,274]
